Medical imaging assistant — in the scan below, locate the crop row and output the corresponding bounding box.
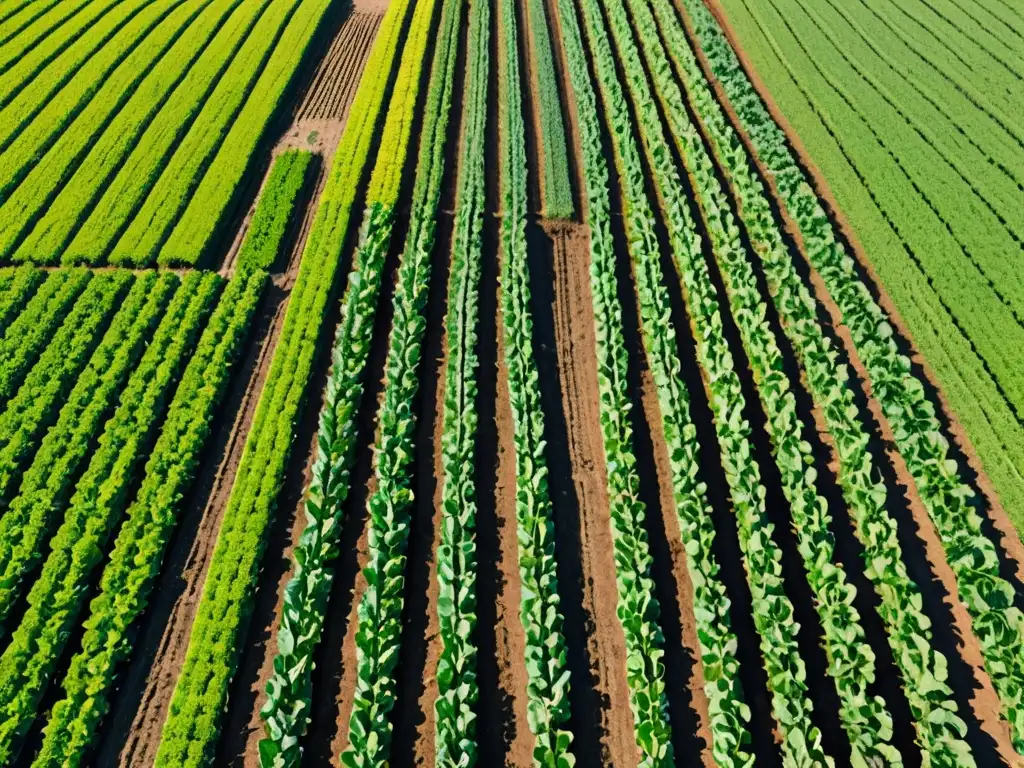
[156,0,333,266]
[433,0,488,762]
[341,0,463,758]
[646,0,976,760]
[523,0,572,219]
[236,149,313,273]
[0,0,63,48]
[0,270,133,507]
[679,0,1024,754]
[0,269,90,407]
[6,0,247,262]
[255,0,437,761]
[610,0,907,761]
[551,0,757,762]
[75,0,296,266]
[11,0,267,265]
[0,0,210,206]
[573,0,835,763]
[0,271,221,763]
[154,0,427,761]
[0,266,43,339]
[33,268,265,768]
[497,0,574,761]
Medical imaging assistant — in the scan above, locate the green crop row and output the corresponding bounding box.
[433,0,488,763]
[236,149,313,273]
[0,0,120,108]
[0,272,219,634]
[10,0,263,265]
[679,0,1024,755]
[341,0,463,760]
[0,271,220,763]
[0,266,43,337]
[156,0,428,760]
[155,0,332,267]
[551,0,756,762]
[0,0,208,205]
[574,0,834,763]
[255,0,438,763]
[612,0,905,761]
[80,0,297,266]
[0,270,135,506]
[0,268,90,407]
[523,0,572,219]
[647,0,976,760]
[33,269,265,768]
[0,0,62,47]
[498,0,574,761]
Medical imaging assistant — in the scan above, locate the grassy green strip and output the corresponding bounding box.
[154,0,426,761]
[0,266,43,337]
[236,149,314,273]
[498,0,574,761]
[33,269,265,768]
[0,270,135,505]
[679,0,1024,754]
[433,0,488,763]
[0,268,90,407]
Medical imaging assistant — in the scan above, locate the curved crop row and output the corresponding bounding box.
[0,0,211,205]
[0,271,221,763]
[0,0,65,49]
[574,0,833,763]
[340,0,464,759]
[645,0,976,760]
[0,268,90,407]
[155,0,426,762]
[10,0,265,265]
[0,272,220,638]
[0,266,43,338]
[236,149,313,273]
[156,0,332,266]
[255,0,441,762]
[609,0,903,761]
[551,0,755,762]
[497,0,574,761]
[678,0,1024,754]
[433,0,488,762]
[0,270,135,504]
[33,269,266,768]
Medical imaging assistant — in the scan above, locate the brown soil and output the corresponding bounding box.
[681,0,1024,580]
[295,11,382,122]
[547,222,642,768]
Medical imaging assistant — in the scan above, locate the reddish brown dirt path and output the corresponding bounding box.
[296,12,382,121]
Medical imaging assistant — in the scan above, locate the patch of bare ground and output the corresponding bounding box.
[679,0,1024,589]
[296,12,382,122]
[528,220,639,767]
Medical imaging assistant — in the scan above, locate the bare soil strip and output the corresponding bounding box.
[296,11,382,121]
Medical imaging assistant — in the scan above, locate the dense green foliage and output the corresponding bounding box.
[433,0,487,762]
[0,266,43,337]
[34,269,265,768]
[236,149,313,273]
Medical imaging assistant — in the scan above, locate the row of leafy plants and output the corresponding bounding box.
[679,0,1024,755]
[551,0,756,762]
[523,0,572,219]
[0,269,135,507]
[340,0,465,757]
[236,149,314,272]
[0,271,221,763]
[0,268,90,406]
[0,266,43,335]
[69,0,293,266]
[646,0,977,760]
[610,0,907,761]
[254,0,440,761]
[497,0,575,761]
[432,0,488,762]
[31,268,266,768]
[0,0,162,154]
[2,0,251,263]
[0,0,91,66]
[153,0,426,761]
[0,0,212,208]
[573,0,833,762]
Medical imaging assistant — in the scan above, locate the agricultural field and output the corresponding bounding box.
[0,0,1020,764]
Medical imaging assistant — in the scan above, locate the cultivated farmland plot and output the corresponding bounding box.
[0,0,1021,764]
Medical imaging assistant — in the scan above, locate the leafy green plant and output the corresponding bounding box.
[0,266,43,337]
[236,149,313,273]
